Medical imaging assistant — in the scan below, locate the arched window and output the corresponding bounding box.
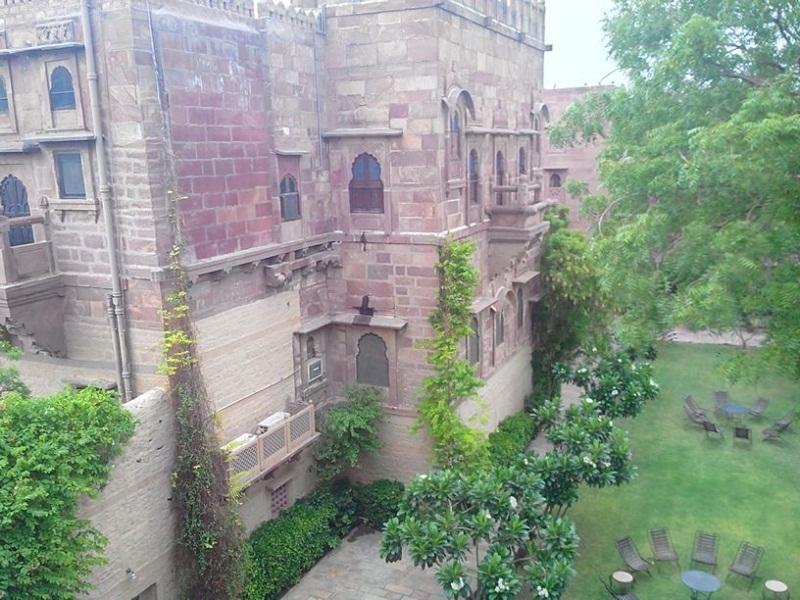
[518,146,527,175]
[550,173,562,188]
[306,336,317,358]
[0,175,34,246]
[533,115,541,155]
[495,151,505,205]
[449,111,461,158]
[468,149,480,205]
[467,317,480,364]
[356,333,389,387]
[495,309,505,345]
[279,174,300,221]
[349,154,384,214]
[517,291,525,328]
[49,66,76,111]
[0,77,8,113]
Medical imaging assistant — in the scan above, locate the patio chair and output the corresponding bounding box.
[691,530,719,572]
[714,391,729,416]
[648,528,680,568]
[774,413,793,432]
[684,404,707,428]
[733,426,752,446]
[684,395,707,418]
[615,537,652,576]
[763,425,784,443]
[748,397,768,418]
[599,577,640,600]
[727,541,763,590]
[702,420,724,439]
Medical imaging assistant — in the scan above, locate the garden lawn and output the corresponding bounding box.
[563,343,800,600]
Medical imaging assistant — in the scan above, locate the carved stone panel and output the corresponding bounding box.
[36,21,74,45]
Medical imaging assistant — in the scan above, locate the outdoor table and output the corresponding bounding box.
[763,579,790,599]
[681,570,721,599]
[611,570,634,592]
[721,403,750,419]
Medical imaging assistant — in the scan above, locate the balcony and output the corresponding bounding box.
[226,405,319,487]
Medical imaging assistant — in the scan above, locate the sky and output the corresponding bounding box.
[544,0,622,88]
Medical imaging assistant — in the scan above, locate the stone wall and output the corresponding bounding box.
[78,388,178,600]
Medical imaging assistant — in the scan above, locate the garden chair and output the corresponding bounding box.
[691,530,719,572]
[648,528,680,568]
[684,404,707,428]
[714,391,729,416]
[702,420,724,439]
[684,395,707,418]
[733,426,752,446]
[615,537,652,576]
[774,413,793,432]
[599,577,640,600]
[748,397,769,418]
[727,541,763,590]
[763,425,785,443]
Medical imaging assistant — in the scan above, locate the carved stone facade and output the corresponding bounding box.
[1,0,553,597]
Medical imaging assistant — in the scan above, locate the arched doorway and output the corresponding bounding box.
[0,175,34,246]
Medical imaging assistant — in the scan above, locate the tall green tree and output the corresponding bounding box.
[550,0,800,381]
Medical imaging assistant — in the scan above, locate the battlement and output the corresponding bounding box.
[256,0,323,32]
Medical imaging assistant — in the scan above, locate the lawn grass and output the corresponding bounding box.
[563,343,799,600]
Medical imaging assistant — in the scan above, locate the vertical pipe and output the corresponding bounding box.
[81,0,134,401]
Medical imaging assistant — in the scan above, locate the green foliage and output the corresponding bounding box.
[532,209,608,396]
[354,479,405,530]
[314,385,384,480]
[380,464,579,600]
[487,412,541,463]
[0,337,30,399]
[419,238,487,468]
[550,0,800,381]
[0,387,134,599]
[244,483,357,600]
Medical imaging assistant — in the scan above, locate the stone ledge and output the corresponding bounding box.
[0,41,84,57]
[322,127,403,139]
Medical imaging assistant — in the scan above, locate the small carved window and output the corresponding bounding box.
[49,66,76,111]
[271,481,290,516]
[550,173,562,188]
[467,317,480,365]
[0,77,8,113]
[55,152,86,198]
[449,111,461,158]
[356,333,389,388]
[495,151,505,206]
[279,174,300,221]
[468,149,480,205]
[349,154,384,214]
[518,146,527,175]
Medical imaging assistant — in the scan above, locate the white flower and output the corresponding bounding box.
[592,347,597,352]
[602,460,611,468]
[611,389,619,397]
[419,474,427,480]
[537,585,550,598]
[582,455,596,468]
[650,378,656,386]
[484,510,493,521]
[451,577,465,591]
[585,397,594,404]
[495,578,510,593]
[523,457,529,465]
[509,496,518,509]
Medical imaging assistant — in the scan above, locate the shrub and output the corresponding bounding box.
[244,482,357,600]
[487,412,541,462]
[354,480,405,529]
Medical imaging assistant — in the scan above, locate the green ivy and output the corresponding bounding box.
[314,385,384,481]
[418,238,487,468]
[0,386,134,599]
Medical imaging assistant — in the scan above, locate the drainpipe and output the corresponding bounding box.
[81,0,134,402]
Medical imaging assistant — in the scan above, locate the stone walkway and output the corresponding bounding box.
[284,529,443,600]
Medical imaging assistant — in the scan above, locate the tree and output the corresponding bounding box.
[380,463,579,600]
[550,0,800,382]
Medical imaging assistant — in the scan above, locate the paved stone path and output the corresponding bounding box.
[284,529,444,600]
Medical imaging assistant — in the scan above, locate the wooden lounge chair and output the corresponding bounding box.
[615,537,652,576]
[684,395,707,417]
[684,404,707,427]
[702,420,724,439]
[599,577,640,600]
[691,530,719,572]
[774,413,793,432]
[763,425,784,443]
[648,528,679,568]
[748,397,768,418]
[733,426,752,446]
[727,541,763,590]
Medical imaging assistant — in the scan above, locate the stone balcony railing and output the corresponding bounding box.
[0,215,56,284]
[225,404,319,487]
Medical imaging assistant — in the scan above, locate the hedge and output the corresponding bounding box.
[487,411,541,462]
[354,480,404,530]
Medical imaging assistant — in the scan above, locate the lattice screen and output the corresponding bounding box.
[271,481,290,516]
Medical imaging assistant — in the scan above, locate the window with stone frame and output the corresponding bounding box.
[0,77,8,113]
[517,290,525,328]
[466,316,480,364]
[271,480,291,516]
[518,146,527,175]
[495,151,505,205]
[49,66,76,111]
[55,152,86,198]
[549,172,562,188]
[468,149,480,205]
[533,115,541,155]
[449,110,462,159]
[279,174,300,221]
[0,175,34,246]
[349,154,384,214]
[496,308,505,345]
[356,333,389,388]
[306,336,317,358]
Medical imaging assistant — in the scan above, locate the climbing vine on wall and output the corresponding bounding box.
[160,190,245,599]
[418,238,487,468]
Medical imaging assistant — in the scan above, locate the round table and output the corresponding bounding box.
[764,580,790,599]
[611,570,634,592]
[681,570,721,599]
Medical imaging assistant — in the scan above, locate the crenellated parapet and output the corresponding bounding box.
[256,0,324,32]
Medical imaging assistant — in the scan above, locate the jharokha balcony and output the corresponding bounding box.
[224,404,319,487]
